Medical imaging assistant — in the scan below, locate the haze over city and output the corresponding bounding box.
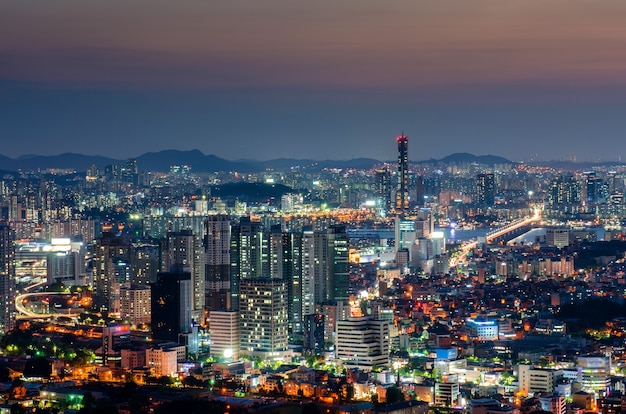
[3,1,626,161]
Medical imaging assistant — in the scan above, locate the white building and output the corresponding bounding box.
[518,364,563,396]
[146,346,179,377]
[336,317,390,370]
[540,394,566,414]
[209,310,240,361]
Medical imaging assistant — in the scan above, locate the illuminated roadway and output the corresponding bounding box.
[15,292,81,320]
[449,209,542,268]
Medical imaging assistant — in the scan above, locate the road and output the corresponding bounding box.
[15,292,81,320]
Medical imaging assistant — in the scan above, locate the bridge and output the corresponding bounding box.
[15,292,82,320]
[449,209,542,268]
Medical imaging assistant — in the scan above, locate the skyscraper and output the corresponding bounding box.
[205,214,231,311]
[0,224,16,333]
[327,225,350,302]
[395,134,409,215]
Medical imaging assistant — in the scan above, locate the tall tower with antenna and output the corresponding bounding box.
[395,133,409,215]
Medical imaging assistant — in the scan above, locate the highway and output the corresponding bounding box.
[15,292,81,320]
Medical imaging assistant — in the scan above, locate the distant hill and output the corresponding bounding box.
[0,150,520,173]
[0,153,118,171]
[136,150,252,173]
[422,153,513,165]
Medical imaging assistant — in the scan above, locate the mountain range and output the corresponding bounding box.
[0,150,562,173]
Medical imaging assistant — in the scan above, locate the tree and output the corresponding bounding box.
[345,384,355,401]
[302,403,321,414]
[371,393,379,405]
[386,386,404,404]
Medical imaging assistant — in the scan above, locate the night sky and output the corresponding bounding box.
[2,1,626,162]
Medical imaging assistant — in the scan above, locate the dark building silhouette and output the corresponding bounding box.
[151,271,192,343]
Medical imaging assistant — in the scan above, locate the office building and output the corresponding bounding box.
[328,225,350,302]
[539,394,566,414]
[151,272,192,343]
[209,310,240,361]
[100,324,131,367]
[518,364,563,396]
[577,355,610,396]
[336,317,390,370]
[239,278,289,359]
[146,345,178,377]
[466,318,498,341]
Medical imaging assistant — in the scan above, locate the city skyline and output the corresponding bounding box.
[3,2,626,161]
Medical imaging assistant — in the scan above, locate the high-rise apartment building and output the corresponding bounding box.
[0,224,16,333]
[239,278,289,359]
[92,232,131,313]
[476,173,495,206]
[161,230,205,321]
[301,229,326,318]
[130,242,160,286]
[268,227,303,332]
[230,217,267,310]
[205,214,231,311]
[120,284,151,327]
